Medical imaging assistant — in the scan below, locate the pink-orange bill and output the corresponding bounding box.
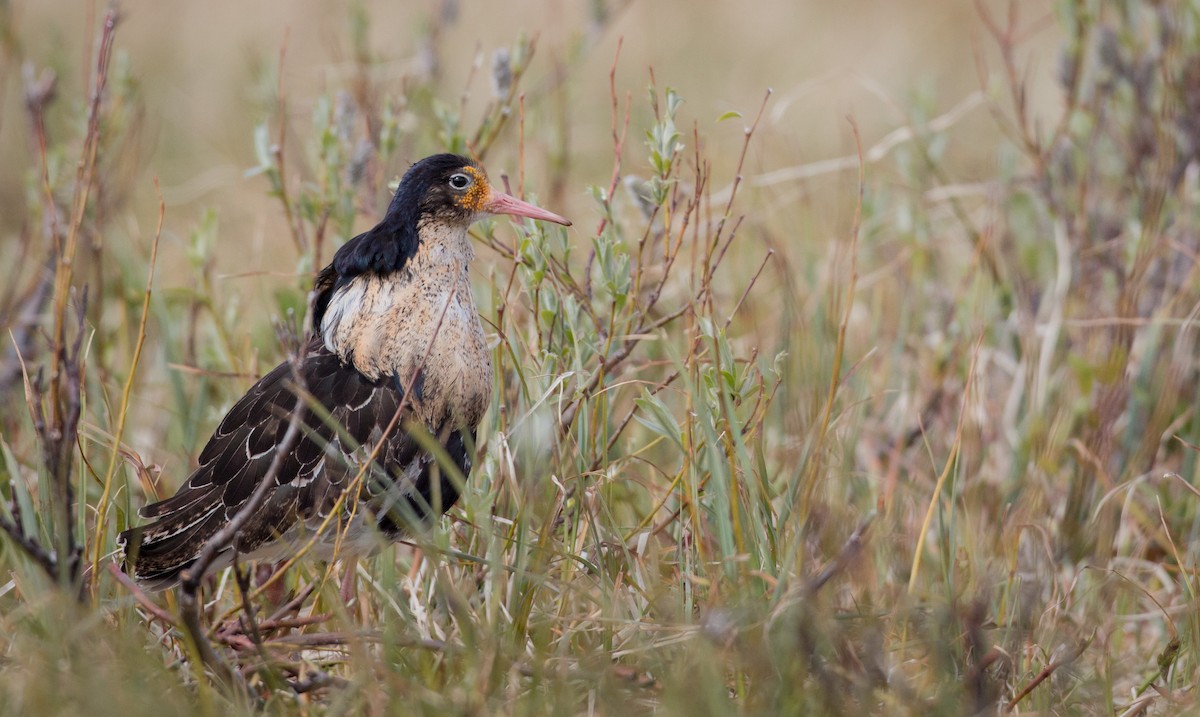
[484,190,572,226]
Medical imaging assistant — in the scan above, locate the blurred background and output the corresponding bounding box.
[1,0,1061,261]
[11,1,1200,714]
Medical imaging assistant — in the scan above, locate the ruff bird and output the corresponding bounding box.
[119,153,571,590]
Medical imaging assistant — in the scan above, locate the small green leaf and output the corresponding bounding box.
[717,111,743,122]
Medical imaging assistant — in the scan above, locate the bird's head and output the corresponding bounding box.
[392,153,571,231]
[315,154,571,329]
[323,153,570,289]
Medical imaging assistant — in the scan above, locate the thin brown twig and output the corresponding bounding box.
[1005,636,1093,711]
[49,8,117,411]
[265,580,318,623]
[254,612,331,632]
[230,561,287,691]
[289,669,351,694]
[723,249,774,330]
[517,93,525,197]
[595,37,629,242]
[40,290,88,593]
[586,37,630,300]
[272,30,308,255]
[706,89,771,265]
[471,36,539,159]
[0,512,58,579]
[1,66,57,392]
[806,513,873,595]
[15,7,119,598]
[107,561,177,626]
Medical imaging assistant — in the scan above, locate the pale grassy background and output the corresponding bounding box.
[10,1,1200,715]
[2,0,1059,252]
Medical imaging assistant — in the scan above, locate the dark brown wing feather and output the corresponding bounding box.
[118,339,473,590]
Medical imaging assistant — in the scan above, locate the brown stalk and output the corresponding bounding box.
[1005,636,1093,712]
[471,36,538,159]
[270,30,309,255]
[48,8,117,413]
[1,8,121,597]
[806,514,874,596]
[107,561,177,626]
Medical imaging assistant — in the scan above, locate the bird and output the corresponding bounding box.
[118,153,571,590]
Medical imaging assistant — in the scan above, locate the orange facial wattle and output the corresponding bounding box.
[456,165,489,212]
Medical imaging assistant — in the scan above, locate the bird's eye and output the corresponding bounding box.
[448,173,473,190]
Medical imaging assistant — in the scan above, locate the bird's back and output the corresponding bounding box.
[118,337,476,590]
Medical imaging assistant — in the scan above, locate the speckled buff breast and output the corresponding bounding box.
[321,221,494,429]
[118,154,570,590]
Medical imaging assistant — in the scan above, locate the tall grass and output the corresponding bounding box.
[3,1,1200,715]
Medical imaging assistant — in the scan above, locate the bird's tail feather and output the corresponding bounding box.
[117,493,226,591]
